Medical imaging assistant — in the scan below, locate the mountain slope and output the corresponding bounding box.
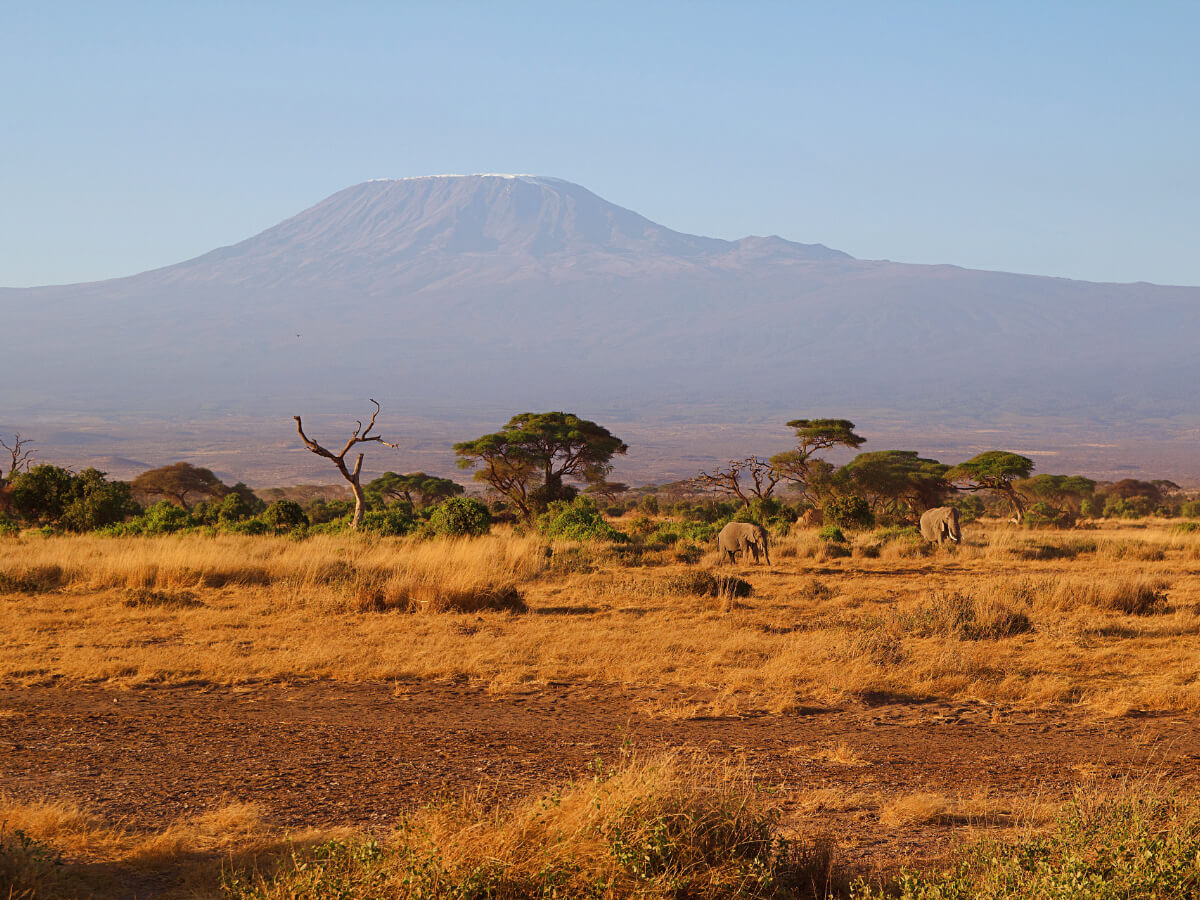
[2,174,1197,433]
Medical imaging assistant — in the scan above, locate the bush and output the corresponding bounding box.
[1024,501,1074,528]
[648,521,719,547]
[818,525,847,543]
[854,793,1200,899]
[308,498,355,524]
[1180,500,1200,518]
[901,590,1033,640]
[263,499,309,532]
[1103,495,1156,519]
[823,495,874,530]
[873,525,920,543]
[137,501,193,535]
[217,491,257,525]
[8,465,138,531]
[229,518,270,536]
[428,497,491,537]
[947,494,985,524]
[361,506,417,537]
[224,752,820,900]
[538,497,628,542]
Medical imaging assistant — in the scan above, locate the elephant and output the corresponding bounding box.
[920,506,962,545]
[718,521,771,565]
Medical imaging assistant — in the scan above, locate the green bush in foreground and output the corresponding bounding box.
[852,792,1200,899]
[823,494,874,530]
[428,497,491,537]
[537,497,628,542]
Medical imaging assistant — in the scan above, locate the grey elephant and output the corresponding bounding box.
[717,521,771,565]
[920,506,962,545]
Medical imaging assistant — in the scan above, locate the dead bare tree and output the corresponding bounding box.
[0,434,35,480]
[294,400,396,530]
[692,457,781,507]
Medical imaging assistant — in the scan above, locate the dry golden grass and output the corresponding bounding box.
[0,792,345,900]
[2,520,1199,713]
[876,790,1056,829]
[1,752,836,900]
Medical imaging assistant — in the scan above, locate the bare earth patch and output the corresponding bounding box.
[3,679,1199,879]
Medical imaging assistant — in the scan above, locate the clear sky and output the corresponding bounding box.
[2,1,1198,287]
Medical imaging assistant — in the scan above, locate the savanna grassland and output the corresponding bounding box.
[4,520,1200,898]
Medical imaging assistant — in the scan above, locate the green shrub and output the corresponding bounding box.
[9,465,138,531]
[1172,521,1200,533]
[137,500,193,535]
[1024,501,1074,528]
[818,525,847,543]
[823,495,874,530]
[1103,495,1156,519]
[947,494,985,524]
[308,498,355,524]
[217,491,257,524]
[1180,500,1200,518]
[427,497,491,537]
[228,518,269,536]
[873,525,920,543]
[648,521,718,547]
[538,497,628,542]
[853,793,1200,899]
[263,499,309,532]
[361,506,418,537]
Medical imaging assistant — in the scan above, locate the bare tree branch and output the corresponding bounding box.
[0,434,35,479]
[294,400,397,530]
[692,457,780,507]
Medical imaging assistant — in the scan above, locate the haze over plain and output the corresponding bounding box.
[2,4,1197,484]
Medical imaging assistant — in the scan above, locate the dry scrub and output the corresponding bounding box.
[1,752,835,900]
[2,521,1199,712]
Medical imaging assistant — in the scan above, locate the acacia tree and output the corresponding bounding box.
[948,451,1035,523]
[833,450,950,518]
[0,434,35,480]
[769,418,866,501]
[294,399,397,530]
[365,472,463,510]
[1017,474,1096,518]
[132,462,228,509]
[454,412,627,519]
[693,457,781,507]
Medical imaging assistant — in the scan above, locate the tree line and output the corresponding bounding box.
[0,408,1195,539]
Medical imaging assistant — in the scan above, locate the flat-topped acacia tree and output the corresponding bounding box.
[294,399,396,530]
[948,451,1035,523]
[131,462,228,509]
[454,412,627,519]
[768,418,866,502]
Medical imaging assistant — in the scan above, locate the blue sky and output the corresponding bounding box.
[2,1,1197,287]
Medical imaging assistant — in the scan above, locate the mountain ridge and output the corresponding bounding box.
[2,175,1197,446]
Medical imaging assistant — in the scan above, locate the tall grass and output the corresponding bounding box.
[2,526,1198,711]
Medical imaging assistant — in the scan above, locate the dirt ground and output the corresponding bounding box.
[4,680,1199,876]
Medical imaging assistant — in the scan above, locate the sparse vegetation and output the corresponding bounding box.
[5,411,1200,898]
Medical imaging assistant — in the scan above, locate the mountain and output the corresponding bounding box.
[3,174,1198,479]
